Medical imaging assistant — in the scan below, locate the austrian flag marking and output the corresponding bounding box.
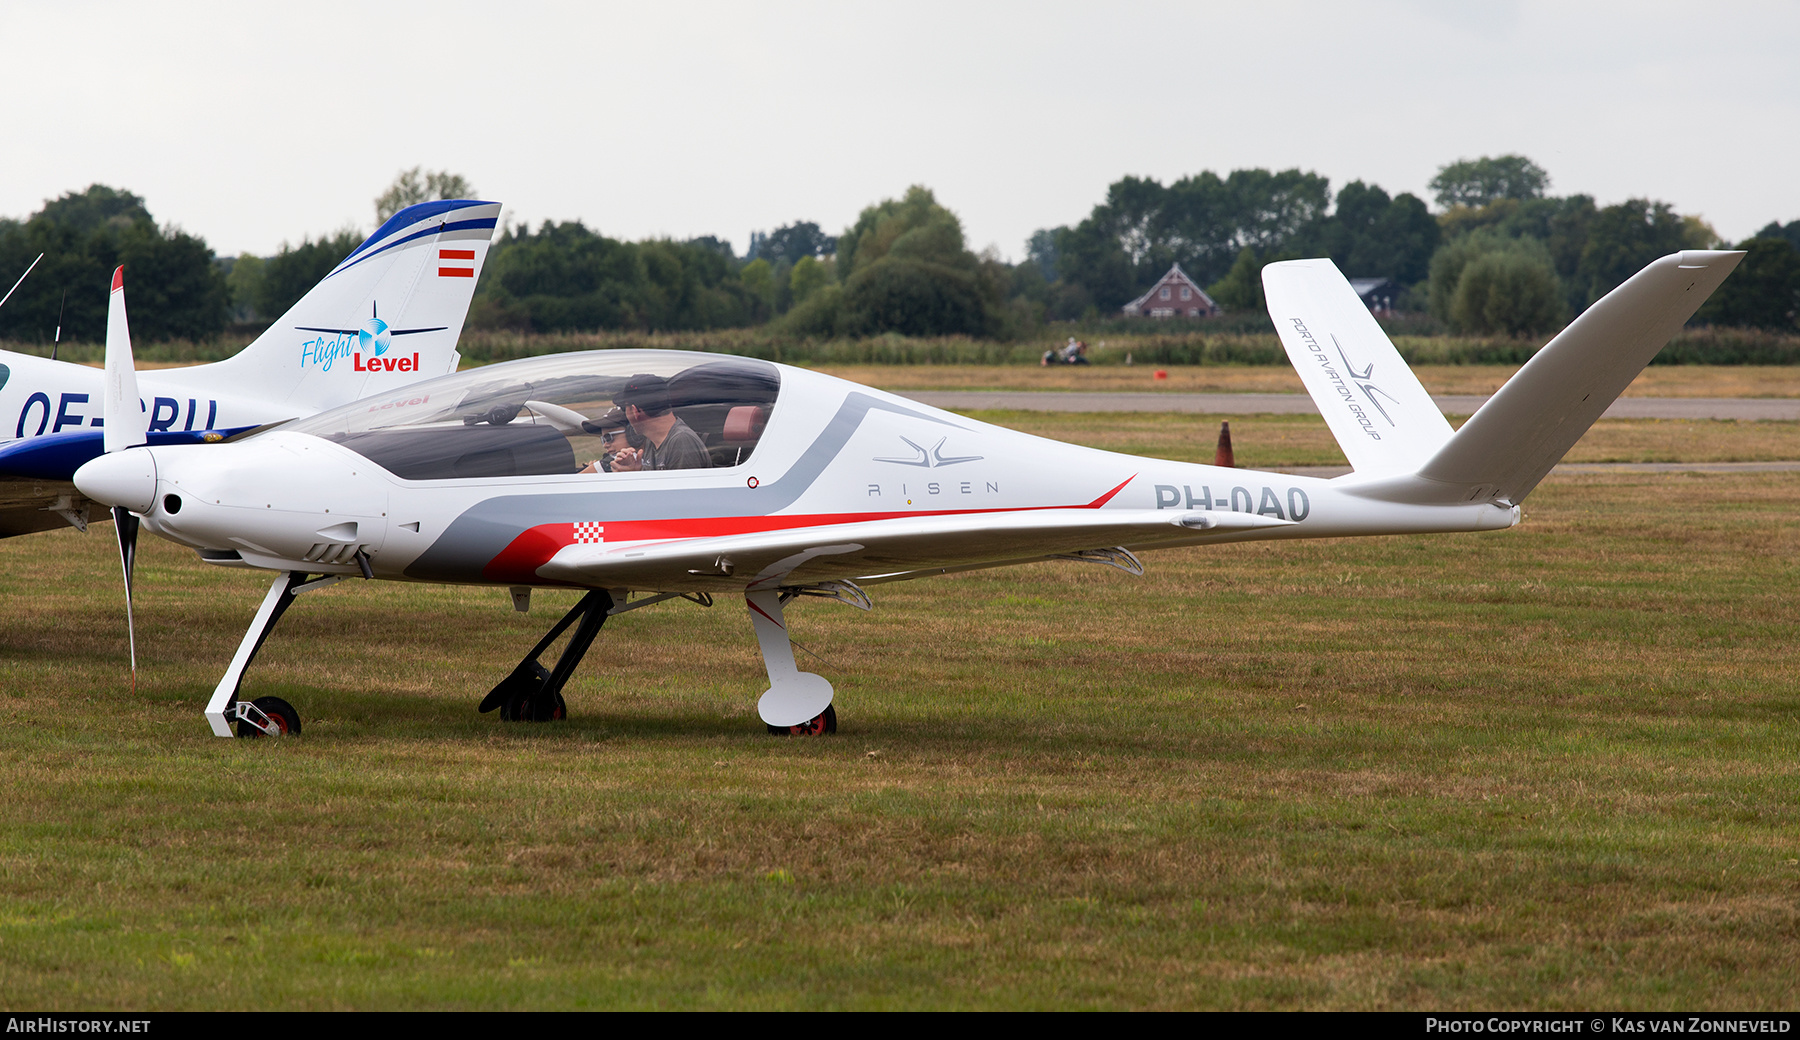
[572,522,605,544]
[439,248,476,278]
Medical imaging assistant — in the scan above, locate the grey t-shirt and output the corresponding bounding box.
[642,418,712,471]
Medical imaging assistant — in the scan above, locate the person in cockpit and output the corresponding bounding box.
[607,374,712,472]
[576,407,632,474]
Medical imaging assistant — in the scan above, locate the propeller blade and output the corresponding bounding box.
[103,266,147,453]
[102,266,147,689]
[112,505,140,688]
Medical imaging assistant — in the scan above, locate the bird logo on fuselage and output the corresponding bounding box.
[874,435,983,468]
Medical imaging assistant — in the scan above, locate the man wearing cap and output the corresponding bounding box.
[609,374,712,472]
[577,406,636,473]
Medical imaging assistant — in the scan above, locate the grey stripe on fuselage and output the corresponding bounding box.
[403,391,963,582]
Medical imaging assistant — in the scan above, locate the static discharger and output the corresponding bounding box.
[1215,420,1235,468]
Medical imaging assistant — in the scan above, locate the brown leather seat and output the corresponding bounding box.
[722,405,766,443]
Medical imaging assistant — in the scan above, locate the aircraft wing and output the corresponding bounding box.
[0,477,85,537]
[536,507,1293,590]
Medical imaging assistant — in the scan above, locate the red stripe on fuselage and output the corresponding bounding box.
[480,475,1137,584]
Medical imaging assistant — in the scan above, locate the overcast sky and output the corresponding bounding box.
[3,1,1795,261]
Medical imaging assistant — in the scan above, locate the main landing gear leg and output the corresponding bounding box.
[205,570,309,738]
[480,589,614,722]
[746,589,836,735]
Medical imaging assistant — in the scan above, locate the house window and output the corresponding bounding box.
[1180,287,1191,301]
[1159,287,1170,300]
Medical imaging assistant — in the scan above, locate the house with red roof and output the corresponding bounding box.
[1122,263,1222,318]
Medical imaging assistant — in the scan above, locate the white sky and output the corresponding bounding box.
[2,1,1795,261]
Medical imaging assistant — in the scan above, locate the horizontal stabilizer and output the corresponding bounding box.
[1398,250,1744,506]
[1263,258,1454,475]
[537,508,1292,590]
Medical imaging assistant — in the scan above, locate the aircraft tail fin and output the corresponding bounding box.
[184,199,501,413]
[1338,250,1743,507]
[1263,258,1455,477]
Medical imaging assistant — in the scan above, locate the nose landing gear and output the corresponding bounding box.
[206,570,327,738]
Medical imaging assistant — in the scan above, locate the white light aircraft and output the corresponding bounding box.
[0,199,501,538]
[72,250,1742,738]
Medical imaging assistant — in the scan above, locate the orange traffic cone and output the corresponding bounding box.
[1215,420,1235,468]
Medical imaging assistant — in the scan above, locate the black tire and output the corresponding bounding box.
[767,704,837,736]
[234,696,301,738]
[501,688,534,722]
[502,686,566,723]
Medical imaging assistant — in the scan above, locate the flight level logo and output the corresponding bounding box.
[875,435,983,468]
[298,301,447,372]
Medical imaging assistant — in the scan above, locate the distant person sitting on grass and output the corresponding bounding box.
[607,374,712,472]
[1045,337,1089,365]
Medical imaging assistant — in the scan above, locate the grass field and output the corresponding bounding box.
[1,412,1798,1009]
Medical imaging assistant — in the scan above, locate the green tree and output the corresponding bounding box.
[1207,247,1298,313]
[1429,155,1550,209]
[114,222,231,341]
[818,186,1002,337]
[1756,219,1800,252]
[838,186,973,276]
[1055,168,1333,311]
[838,255,991,337]
[751,222,834,266]
[1449,249,1564,336]
[255,229,363,322]
[1025,228,1062,281]
[788,255,831,306]
[1307,181,1439,284]
[1693,238,1800,330]
[374,168,478,223]
[1427,232,1563,333]
[1573,199,1688,308]
[473,221,759,332]
[36,184,153,236]
[740,258,777,316]
[1437,194,1598,312]
[227,253,265,321]
[0,184,227,342]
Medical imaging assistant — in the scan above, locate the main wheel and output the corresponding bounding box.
[234,696,301,738]
[502,687,567,722]
[767,704,837,736]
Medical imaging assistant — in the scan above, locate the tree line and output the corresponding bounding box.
[3,160,1798,345]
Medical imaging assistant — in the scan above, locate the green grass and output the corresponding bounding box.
[2,418,1799,1008]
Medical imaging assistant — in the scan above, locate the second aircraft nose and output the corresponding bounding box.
[73,448,158,513]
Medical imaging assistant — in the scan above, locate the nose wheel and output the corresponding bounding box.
[233,696,301,738]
